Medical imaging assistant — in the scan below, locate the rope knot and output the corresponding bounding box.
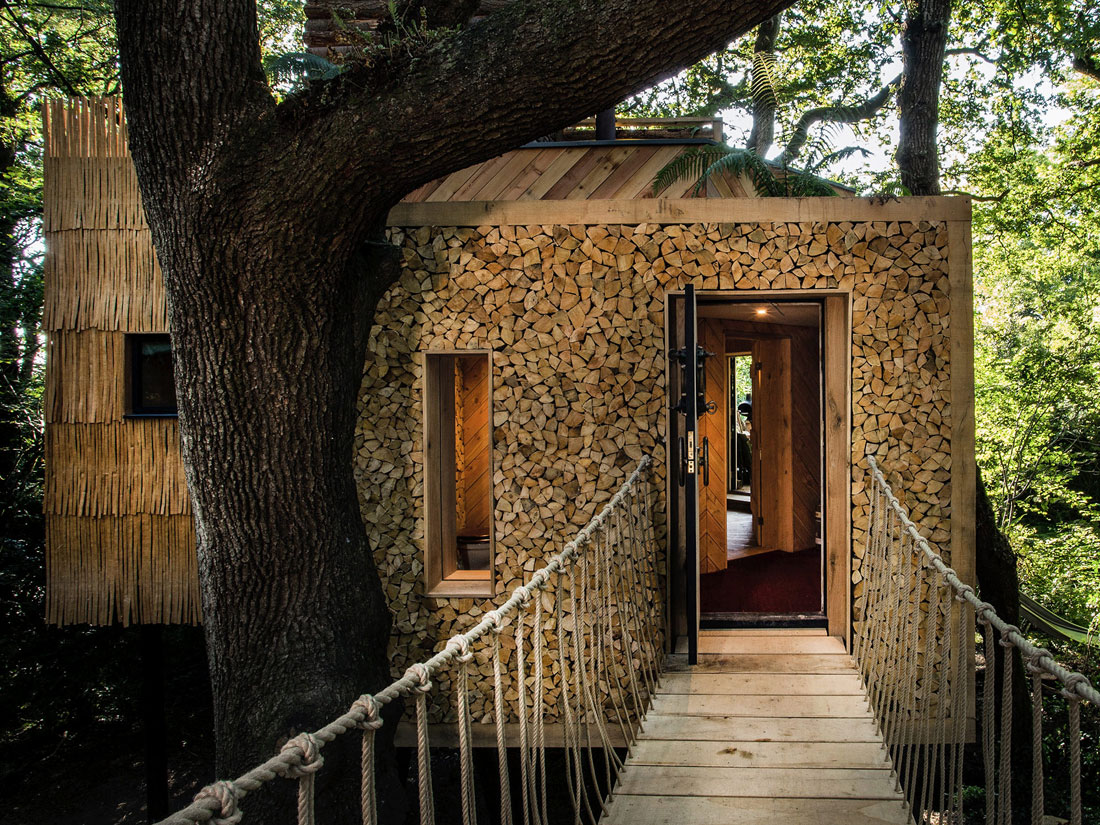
[279,732,324,778]
[405,662,433,693]
[1025,647,1054,674]
[352,694,384,730]
[998,623,1022,648]
[974,601,997,624]
[484,610,504,633]
[447,636,475,664]
[193,780,243,825]
[953,583,975,602]
[516,588,533,608]
[1060,671,1092,701]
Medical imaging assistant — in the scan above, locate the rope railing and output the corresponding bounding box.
[859,455,1098,825]
[157,455,660,825]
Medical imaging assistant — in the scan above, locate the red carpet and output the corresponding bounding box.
[701,547,821,614]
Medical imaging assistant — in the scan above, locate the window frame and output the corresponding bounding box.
[423,349,496,598]
[125,333,178,418]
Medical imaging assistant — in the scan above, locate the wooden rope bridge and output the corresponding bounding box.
[153,455,1097,825]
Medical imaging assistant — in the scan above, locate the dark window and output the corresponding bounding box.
[129,334,177,416]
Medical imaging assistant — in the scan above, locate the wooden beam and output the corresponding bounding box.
[824,295,851,646]
[947,216,977,733]
[388,196,972,226]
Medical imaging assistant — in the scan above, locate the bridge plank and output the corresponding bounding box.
[638,714,881,742]
[657,673,864,695]
[602,796,911,825]
[649,693,872,718]
[627,740,891,769]
[698,635,846,654]
[615,766,903,800]
[665,653,856,673]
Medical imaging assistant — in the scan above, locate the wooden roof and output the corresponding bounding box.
[403,143,754,203]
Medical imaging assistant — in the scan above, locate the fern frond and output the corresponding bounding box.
[703,150,785,197]
[750,51,779,110]
[652,147,731,195]
[263,52,344,89]
[811,145,870,171]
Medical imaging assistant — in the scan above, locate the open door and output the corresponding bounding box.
[752,337,795,552]
[698,319,728,575]
[667,285,702,663]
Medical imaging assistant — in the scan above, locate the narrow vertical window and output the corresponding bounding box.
[424,351,493,595]
[127,334,177,416]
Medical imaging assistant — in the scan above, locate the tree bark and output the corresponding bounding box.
[896,0,951,196]
[112,0,796,820]
[746,14,781,156]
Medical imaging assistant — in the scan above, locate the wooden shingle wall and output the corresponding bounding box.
[43,98,198,626]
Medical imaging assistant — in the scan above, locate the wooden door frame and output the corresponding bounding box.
[664,289,852,646]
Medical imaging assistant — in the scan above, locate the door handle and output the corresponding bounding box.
[701,436,710,486]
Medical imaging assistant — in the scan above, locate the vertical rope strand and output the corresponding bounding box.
[515,606,532,825]
[453,642,476,825]
[489,625,513,825]
[1064,693,1082,825]
[981,619,996,825]
[1028,659,1044,825]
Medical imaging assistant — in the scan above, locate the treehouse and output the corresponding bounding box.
[42,97,975,735]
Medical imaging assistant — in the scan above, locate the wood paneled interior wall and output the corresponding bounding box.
[42,98,198,626]
[697,319,728,573]
[789,327,822,553]
[457,355,490,535]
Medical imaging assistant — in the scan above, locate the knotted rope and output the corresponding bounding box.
[862,455,1098,825]
[156,455,658,825]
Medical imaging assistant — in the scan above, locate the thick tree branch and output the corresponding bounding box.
[114,0,273,225]
[779,74,901,164]
[284,0,797,220]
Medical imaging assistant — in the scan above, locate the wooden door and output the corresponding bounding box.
[698,319,727,573]
[753,337,795,552]
[666,286,700,663]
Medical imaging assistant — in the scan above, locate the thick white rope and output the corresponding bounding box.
[157,456,654,825]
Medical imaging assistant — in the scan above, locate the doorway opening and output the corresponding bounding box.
[695,298,825,625]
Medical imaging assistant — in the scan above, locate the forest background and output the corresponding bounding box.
[0,0,1097,821]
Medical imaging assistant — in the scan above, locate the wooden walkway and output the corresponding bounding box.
[602,629,911,825]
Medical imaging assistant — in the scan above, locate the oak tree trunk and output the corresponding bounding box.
[113,0,796,819]
[896,0,952,195]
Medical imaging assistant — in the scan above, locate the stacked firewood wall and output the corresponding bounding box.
[360,217,959,721]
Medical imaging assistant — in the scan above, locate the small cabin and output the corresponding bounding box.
[42,98,974,724]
